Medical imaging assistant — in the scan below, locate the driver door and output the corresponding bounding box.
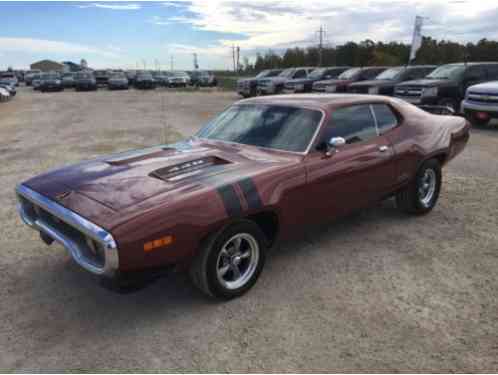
[303,104,396,222]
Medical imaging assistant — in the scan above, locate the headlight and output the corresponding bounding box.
[368,86,379,94]
[325,85,337,93]
[422,87,438,97]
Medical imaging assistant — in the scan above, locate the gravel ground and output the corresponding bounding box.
[0,87,497,372]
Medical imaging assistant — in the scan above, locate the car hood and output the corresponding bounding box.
[396,78,450,88]
[349,79,396,88]
[315,79,352,86]
[22,139,298,230]
[467,81,498,93]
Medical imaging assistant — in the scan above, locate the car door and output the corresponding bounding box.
[303,104,396,222]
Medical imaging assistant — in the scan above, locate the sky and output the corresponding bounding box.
[1,0,498,70]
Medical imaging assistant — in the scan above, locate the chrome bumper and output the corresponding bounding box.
[462,100,498,114]
[16,184,119,277]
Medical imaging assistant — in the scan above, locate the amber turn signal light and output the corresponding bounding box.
[144,235,174,252]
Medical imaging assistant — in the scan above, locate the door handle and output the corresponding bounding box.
[379,145,389,152]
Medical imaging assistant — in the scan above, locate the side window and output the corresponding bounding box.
[323,105,377,145]
[294,69,307,78]
[372,104,398,134]
[363,69,381,80]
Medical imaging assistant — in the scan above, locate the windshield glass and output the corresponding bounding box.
[308,68,327,79]
[375,67,404,80]
[338,68,360,80]
[111,73,126,79]
[278,68,295,78]
[42,73,59,80]
[172,71,188,77]
[426,65,465,80]
[197,104,322,153]
[75,72,92,79]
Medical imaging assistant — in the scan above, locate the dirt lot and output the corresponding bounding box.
[0,87,497,372]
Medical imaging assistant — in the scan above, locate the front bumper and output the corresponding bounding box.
[16,184,119,278]
[462,100,498,116]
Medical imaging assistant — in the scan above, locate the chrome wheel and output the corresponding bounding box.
[216,233,259,290]
[418,168,436,207]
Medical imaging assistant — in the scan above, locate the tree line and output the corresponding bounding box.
[242,37,498,72]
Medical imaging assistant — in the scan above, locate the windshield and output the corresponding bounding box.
[172,71,188,77]
[42,73,59,80]
[63,73,73,78]
[308,68,327,79]
[75,72,92,79]
[338,68,361,80]
[197,104,322,153]
[278,68,295,78]
[426,65,465,80]
[375,67,404,80]
[111,73,126,79]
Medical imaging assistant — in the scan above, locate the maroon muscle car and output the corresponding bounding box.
[16,94,470,299]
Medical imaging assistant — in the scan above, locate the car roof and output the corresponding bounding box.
[238,93,391,111]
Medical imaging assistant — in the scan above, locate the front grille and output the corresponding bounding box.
[467,91,498,104]
[18,196,105,268]
[395,86,423,98]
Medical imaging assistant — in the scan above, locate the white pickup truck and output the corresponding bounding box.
[462,81,498,127]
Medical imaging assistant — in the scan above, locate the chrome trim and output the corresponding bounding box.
[16,184,119,277]
[462,100,498,113]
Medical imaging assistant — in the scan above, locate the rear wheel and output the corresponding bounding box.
[396,159,442,215]
[190,220,267,299]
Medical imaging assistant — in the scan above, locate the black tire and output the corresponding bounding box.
[438,98,459,114]
[396,159,442,215]
[190,220,267,300]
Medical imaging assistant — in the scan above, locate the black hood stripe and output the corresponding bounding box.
[217,184,242,217]
[238,178,263,211]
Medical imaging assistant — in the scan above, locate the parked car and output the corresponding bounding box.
[462,81,498,127]
[39,72,63,92]
[190,70,218,87]
[168,71,190,87]
[394,62,498,113]
[0,72,19,87]
[347,65,436,96]
[74,71,97,91]
[0,81,16,97]
[237,69,283,97]
[134,72,157,89]
[312,67,388,93]
[94,70,110,86]
[15,94,470,298]
[31,74,43,90]
[151,71,169,87]
[125,70,137,85]
[24,70,41,86]
[108,72,129,90]
[61,73,76,88]
[283,66,351,93]
[0,86,11,102]
[257,67,315,95]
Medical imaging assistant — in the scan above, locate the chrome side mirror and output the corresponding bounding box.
[326,137,346,156]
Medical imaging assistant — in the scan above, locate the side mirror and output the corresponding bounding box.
[326,137,346,156]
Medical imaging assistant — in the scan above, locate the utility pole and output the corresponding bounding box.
[170,55,174,71]
[193,53,199,70]
[236,46,240,73]
[142,59,146,69]
[317,25,325,67]
[231,45,236,72]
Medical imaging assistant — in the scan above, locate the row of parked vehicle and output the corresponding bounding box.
[237,62,498,126]
[22,69,218,92]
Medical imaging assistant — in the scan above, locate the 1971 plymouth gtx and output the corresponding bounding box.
[16,94,470,299]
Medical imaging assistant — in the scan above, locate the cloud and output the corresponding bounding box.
[0,37,121,59]
[78,3,141,10]
[148,15,172,25]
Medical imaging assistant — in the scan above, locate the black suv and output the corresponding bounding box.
[283,66,351,93]
[348,65,436,96]
[74,72,97,91]
[39,72,63,92]
[394,62,498,112]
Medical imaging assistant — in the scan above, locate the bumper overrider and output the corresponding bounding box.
[16,184,119,278]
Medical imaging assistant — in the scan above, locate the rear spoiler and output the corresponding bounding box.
[417,105,456,116]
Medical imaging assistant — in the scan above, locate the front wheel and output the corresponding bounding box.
[190,220,267,299]
[438,98,459,114]
[396,159,442,215]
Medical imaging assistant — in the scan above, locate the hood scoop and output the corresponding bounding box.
[150,156,231,182]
